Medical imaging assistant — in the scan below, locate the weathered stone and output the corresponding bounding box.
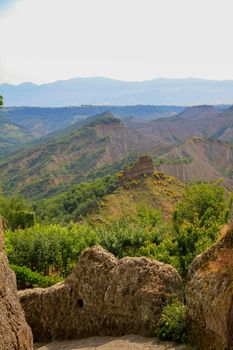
[122,155,154,181]
[186,223,233,350]
[19,246,183,342]
[0,218,33,350]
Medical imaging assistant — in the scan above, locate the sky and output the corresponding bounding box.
[0,0,233,84]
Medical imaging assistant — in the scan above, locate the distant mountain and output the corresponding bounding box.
[0,105,184,154]
[1,105,184,134]
[126,105,233,144]
[2,105,233,199]
[2,77,233,106]
[156,137,233,189]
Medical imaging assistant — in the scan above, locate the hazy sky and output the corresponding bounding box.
[1,0,233,84]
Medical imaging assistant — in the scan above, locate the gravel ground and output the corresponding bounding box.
[36,335,193,350]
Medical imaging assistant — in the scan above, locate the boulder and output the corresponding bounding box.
[19,245,183,342]
[186,223,233,349]
[0,218,33,350]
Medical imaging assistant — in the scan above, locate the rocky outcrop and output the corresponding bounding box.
[122,155,154,181]
[186,224,233,349]
[0,218,33,350]
[19,246,183,342]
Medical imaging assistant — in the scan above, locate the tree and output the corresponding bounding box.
[0,191,35,230]
[173,181,230,228]
[0,95,3,108]
[172,181,231,277]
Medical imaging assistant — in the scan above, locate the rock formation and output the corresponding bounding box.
[122,155,154,182]
[0,218,33,350]
[19,245,183,342]
[186,223,233,349]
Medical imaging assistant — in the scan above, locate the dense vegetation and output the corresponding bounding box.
[34,176,118,223]
[0,190,35,230]
[4,179,231,282]
[1,166,231,343]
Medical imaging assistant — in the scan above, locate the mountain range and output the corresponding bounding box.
[1,104,233,199]
[0,105,184,156]
[2,77,233,106]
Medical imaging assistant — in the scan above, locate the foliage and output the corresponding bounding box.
[6,207,168,277]
[97,211,168,258]
[11,264,61,289]
[156,301,187,343]
[34,176,118,223]
[0,191,35,230]
[5,180,232,287]
[0,95,3,108]
[171,181,231,277]
[173,180,230,226]
[6,223,98,276]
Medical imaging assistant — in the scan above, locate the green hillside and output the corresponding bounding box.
[2,106,233,201]
[0,112,33,156]
[0,113,126,198]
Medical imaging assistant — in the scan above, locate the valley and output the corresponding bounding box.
[2,1,233,348]
[1,101,233,350]
[1,104,233,200]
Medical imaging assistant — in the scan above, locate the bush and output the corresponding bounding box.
[156,301,187,343]
[171,181,232,277]
[0,193,35,230]
[173,181,230,227]
[11,264,61,289]
[7,210,35,230]
[97,211,168,259]
[6,223,99,277]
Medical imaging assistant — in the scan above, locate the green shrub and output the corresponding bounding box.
[7,210,35,230]
[6,223,99,276]
[97,212,169,259]
[156,301,187,343]
[0,193,35,230]
[173,181,230,227]
[10,264,61,289]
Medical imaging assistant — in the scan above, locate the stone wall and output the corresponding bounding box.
[19,246,183,342]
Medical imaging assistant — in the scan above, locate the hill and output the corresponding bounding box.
[156,137,233,189]
[127,105,233,145]
[0,113,124,198]
[1,105,183,134]
[34,156,184,224]
[2,104,233,157]
[2,77,233,106]
[0,111,33,156]
[91,172,184,224]
[0,105,183,154]
[2,106,233,198]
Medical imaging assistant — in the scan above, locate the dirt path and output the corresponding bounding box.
[36,335,192,350]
